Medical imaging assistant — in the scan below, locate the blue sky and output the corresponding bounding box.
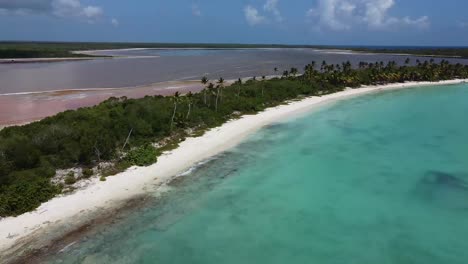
[1,0,467,46]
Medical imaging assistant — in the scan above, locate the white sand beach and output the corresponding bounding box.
[1,79,467,258]
[0,57,99,64]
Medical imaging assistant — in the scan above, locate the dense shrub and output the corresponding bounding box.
[1,59,467,216]
[64,172,76,185]
[82,168,93,178]
[124,145,158,167]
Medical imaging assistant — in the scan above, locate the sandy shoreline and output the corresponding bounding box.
[1,79,467,260]
[0,57,106,64]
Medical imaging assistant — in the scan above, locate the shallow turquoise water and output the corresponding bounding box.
[51,84,468,264]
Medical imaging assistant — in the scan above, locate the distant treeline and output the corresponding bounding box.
[350,47,468,59]
[1,59,468,216]
[2,41,468,59]
[0,41,309,59]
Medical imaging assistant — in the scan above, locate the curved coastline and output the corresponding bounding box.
[1,79,467,261]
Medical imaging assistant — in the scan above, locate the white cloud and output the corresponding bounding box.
[245,0,284,26]
[244,5,266,26]
[82,5,102,19]
[306,0,429,31]
[192,4,201,17]
[0,0,105,22]
[111,18,119,27]
[52,0,102,21]
[263,0,282,23]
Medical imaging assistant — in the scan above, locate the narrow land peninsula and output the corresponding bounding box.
[1,59,468,261]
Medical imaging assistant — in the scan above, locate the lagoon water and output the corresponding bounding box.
[50,84,468,263]
[1,48,468,94]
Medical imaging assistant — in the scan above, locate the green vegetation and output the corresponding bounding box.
[64,172,76,185]
[2,41,468,59]
[0,41,314,59]
[347,47,468,58]
[0,42,120,58]
[82,168,93,178]
[1,59,468,217]
[124,144,158,167]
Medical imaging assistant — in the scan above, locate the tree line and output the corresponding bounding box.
[1,59,467,216]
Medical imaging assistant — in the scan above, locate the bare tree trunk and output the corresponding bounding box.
[170,103,177,131]
[121,128,133,152]
[94,142,101,163]
[215,88,220,112]
[220,87,223,103]
[186,103,192,119]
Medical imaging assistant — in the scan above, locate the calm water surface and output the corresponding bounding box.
[1,48,467,94]
[49,84,468,264]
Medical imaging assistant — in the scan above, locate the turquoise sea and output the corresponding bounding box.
[50,84,468,264]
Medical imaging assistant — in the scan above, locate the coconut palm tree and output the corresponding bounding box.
[290,67,298,77]
[170,92,180,132]
[236,78,242,97]
[207,83,215,107]
[215,78,224,111]
[201,76,209,105]
[321,60,327,72]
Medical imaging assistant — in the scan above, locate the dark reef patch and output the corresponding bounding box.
[420,171,468,190]
[413,170,468,210]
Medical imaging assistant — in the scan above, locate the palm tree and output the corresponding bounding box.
[290,67,298,77]
[207,83,215,107]
[342,61,352,73]
[304,63,317,80]
[304,64,311,79]
[170,92,180,132]
[261,76,266,96]
[237,80,242,97]
[321,60,327,72]
[185,92,194,119]
[215,78,224,112]
[214,86,221,111]
[201,76,209,105]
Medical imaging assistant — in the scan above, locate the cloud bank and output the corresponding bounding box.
[263,0,283,22]
[0,0,104,21]
[306,0,429,31]
[244,5,267,26]
[245,0,284,26]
